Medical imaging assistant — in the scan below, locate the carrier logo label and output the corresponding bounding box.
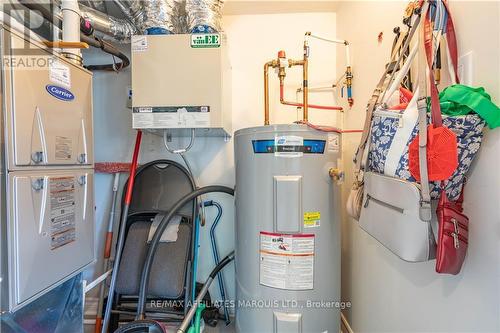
[46,85,75,101]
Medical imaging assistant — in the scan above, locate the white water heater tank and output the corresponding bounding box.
[234,124,342,333]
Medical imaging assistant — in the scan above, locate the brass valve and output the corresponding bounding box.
[329,168,345,183]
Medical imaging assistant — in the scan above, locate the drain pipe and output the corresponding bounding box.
[61,0,82,64]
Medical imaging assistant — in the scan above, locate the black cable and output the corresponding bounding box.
[136,185,235,319]
[209,251,234,279]
[81,34,130,71]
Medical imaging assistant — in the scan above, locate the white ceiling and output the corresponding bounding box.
[223,0,339,15]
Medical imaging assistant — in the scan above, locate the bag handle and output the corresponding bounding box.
[381,0,459,112]
[353,6,424,172]
[416,3,432,220]
[423,0,460,126]
[441,0,460,84]
[415,0,457,219]
[381,42,418,105]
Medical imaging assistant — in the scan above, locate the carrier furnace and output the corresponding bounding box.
[0,27,95,312]
[234,124,341,333]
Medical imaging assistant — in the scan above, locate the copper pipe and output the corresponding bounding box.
[263,61,275,125]
[264,43,344,125]
[302,41,309,122]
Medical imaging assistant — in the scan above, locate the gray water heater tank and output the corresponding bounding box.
[234,124,341,333]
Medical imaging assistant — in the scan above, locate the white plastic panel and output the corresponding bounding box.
[8,169,94,309]
[274,175,302,233]
[6,33,93,168]
[273,312,302,333]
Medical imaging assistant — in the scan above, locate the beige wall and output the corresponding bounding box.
[336,1,500,332]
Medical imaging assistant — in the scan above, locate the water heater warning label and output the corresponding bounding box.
[259,231,314,290]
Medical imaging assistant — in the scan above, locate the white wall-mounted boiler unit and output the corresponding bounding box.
[131,33,232,136]
[0,26,95,312]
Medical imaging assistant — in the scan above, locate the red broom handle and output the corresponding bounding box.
[124,131,142,205]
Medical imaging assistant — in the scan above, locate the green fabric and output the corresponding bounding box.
[187,303,206,333]
[429,84,500,129]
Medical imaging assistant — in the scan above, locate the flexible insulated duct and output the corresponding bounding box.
[79,3,137,41]
[106,0,224,36]
[115,0,189,34]
[7,0,224,42]
[186,0,223,33]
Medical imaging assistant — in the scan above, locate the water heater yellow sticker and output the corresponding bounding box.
[304,212,321,228]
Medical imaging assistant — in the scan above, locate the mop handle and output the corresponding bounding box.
[101,130,143,333]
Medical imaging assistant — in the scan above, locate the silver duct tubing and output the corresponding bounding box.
[112,0,224,34]
[140,0,171,33]
[83,0,225,37]
[186,0,223,32]
[168,0,189,33]
[78,0,106,12]
[113,0,175,34]
[79,3,137,41]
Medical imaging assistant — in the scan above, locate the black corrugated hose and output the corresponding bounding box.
[80,33,130,71]
[136,185,235,320]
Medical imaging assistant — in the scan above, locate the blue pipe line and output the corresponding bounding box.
[204,200,231,325]
[191,213,201,306]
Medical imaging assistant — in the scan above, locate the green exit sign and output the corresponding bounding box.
[191,34,221,48]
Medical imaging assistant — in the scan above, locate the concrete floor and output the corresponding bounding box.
[85,319,236,333]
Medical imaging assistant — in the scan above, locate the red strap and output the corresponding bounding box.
[423,10,443,127]
[443,0,460,83]
[422,0,459,127]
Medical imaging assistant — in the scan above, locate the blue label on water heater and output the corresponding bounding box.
[252,139,326,154]
[46,85,75,101]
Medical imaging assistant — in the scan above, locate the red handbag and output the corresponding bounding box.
[435,182,469,275]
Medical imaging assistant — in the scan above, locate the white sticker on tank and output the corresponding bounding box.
[327,133,340,152]
[259,231,314,290]
[49,60,71,88]
[132,36,148,52]
[274,135,303,157]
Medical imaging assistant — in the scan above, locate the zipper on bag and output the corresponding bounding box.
[447,217,468,234]
[444,230,468,249]
[364,194,404,214]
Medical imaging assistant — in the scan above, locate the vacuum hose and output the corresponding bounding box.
[177,251,235,333]
[136,185,235,319]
